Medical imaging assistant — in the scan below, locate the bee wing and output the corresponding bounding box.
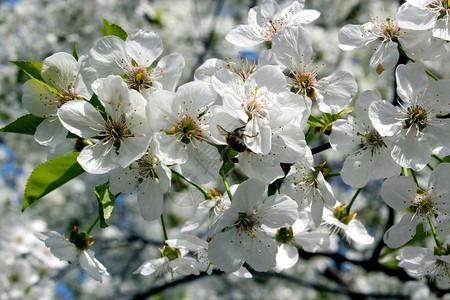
[216,124,229,136]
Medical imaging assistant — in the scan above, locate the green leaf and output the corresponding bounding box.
[0,114,44,135]
[10,61,44,82]
[73,42,79,61]
[23,152,85,211]
[102,19,128,41]
[94,180,116,228]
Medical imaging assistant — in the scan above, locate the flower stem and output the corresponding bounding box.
[220,168,233,202]
[171,169,210,199]
[432,154,444,163]
[161,214,168,241]
[346,188,362,211]
[402,167,409,177]
[428,215,443,250]
[409,168,419,186]
[398,45,439,81]
[427,163,434,171]
[85,216,100,235]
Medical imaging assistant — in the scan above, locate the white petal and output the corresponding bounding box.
[368,100,404,137]
[341,150,372,188]
[137,177,164,222]
[329,117,360,153]
[225,25,263,47]
[397,3,436,30]
[396,63,428,103]
[109,167,139,194]
[176,81,217,116]
[57,100,104,137]
[369,41,399,75]
[125,29,163,68]
[153,53,185,91]
[381,176,417,211]
[338,24,377,50]
[208,230,246,272]
[79,250,109,282]
[316,71,357,114]
[273,243,298,272]
[347,219,374,245]
[384,214,418,248]
[245,233,277,272]
[34,117,68,146]
[22,79,59,117]
[77,142,118,174]
[133,257,169,276]
[272,25,313,70]
[89,36,130,77]
[118,136,152,168]
[41,52,77,91]
[194,58,228,82]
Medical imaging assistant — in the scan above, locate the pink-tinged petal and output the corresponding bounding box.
[109,167,139,194]
[41,52,77,91]
[153,53,185,91]
[208,229,246,272]
[57,100,104,137]
[89,35,130,77]
[245,233,277,272]
[137,177,164,222]
[125,29,163,68]
[341,150,372,188]
[369,41,399,75]
[396,63,428,103]
[34,116,68,146]
[347,219,374,245]
[315,71,357,114]
[79,250,109,282]
[273,243,298,272]
[329,117,360,153]
[272,25,313,70]
[368,100,404,136]
[225,25,263,47]
[381,176,417,210]
[397,3,436,30]
[78,142,118,174]
[384,214,418,248]
[338,24,377,50]
[22,79,60,117]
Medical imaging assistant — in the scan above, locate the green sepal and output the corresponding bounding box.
[94,180,116,228]
[102,19,128,41]
[22,152,85,211]
[10,60,44,82]
[219,160,235,178]
[73,42,79,61]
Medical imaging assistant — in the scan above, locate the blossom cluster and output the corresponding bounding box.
[2,0,449,295]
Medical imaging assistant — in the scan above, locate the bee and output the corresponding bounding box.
[216,125,258,160]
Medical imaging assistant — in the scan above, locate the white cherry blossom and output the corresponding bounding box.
[208,179,298,273]
[34,231,109,283]
[368,63,450,170]
[58,75,152,174]
[273,25,357,114]
[380,163,450,248]
[22,52,96,146]
[225,0,320,47]
[90,29,184,95]
[329,90,401,188]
